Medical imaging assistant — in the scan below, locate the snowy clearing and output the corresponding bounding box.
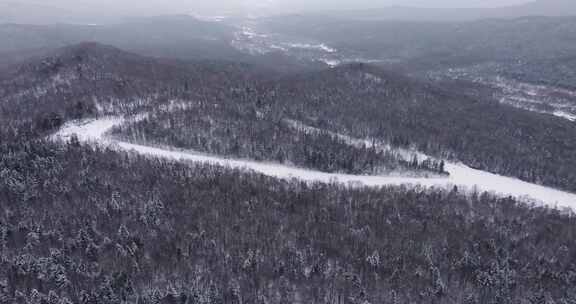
[52,117,576,209]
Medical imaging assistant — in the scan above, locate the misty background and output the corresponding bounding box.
[2,0,575,24]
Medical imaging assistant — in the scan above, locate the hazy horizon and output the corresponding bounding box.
[1,0,536,18]
[3,0,576,24]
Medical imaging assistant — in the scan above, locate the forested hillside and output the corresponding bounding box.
[0,42,266,134]
[111,99,446,176]
[6,43,574,192]
[2,0,576,299]
[271,63,576,192]
[2,135,576,303]
[1,39,576,304]
[0,43,446,176]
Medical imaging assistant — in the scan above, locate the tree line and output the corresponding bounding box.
[112,103,447,176]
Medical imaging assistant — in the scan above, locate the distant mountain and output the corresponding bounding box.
[260,15,576,68]
[0,15,237,55]
[321,0,576,22]
[0,15,325,72]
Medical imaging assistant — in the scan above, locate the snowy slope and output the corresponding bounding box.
[52,117,576,209]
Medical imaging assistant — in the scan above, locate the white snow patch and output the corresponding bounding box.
[51,117,123,143]
[321,59,342,67]
[269,44,289,52]
[240,26,268,39]
[553,111,576,122]
[285,43,337,53]
[52,117,576,209]
[188,13,228,22]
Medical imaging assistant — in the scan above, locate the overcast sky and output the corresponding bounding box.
[3,0,536,16]
[8,0,569,25]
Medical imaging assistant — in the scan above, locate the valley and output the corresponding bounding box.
[230,15,576,122]
[428,63,576,122]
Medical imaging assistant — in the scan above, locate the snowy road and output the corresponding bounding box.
[52,117,576,209]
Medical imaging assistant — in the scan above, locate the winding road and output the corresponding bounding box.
[52,117,576,209]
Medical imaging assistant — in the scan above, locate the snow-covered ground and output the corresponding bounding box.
[553,111,576,122]
[429,68,576,122]
[230,19,347,65]
[52,117,576,209]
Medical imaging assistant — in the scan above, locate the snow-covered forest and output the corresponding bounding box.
[2,8,576,303]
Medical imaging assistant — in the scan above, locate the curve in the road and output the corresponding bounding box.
[52,117,576,209]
